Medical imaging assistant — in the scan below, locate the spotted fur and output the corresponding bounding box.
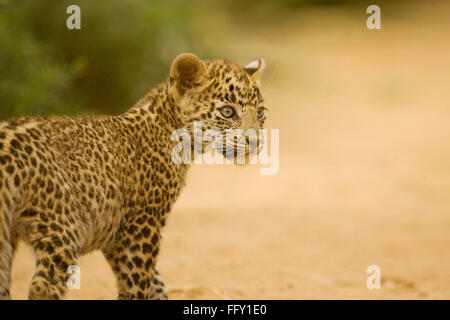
[0,53,265,299]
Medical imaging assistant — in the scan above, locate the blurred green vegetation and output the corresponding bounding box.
[0,0,213,119]
[0,1,80,118]
[0,0,397,119]
[224,0,364,9]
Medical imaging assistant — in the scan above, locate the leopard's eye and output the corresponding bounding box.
[219,105,236,119]
[256,107,265,118]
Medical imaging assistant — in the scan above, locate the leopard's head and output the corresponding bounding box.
[169,53,266,162]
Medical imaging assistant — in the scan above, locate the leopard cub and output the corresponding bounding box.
[0,53,266,299]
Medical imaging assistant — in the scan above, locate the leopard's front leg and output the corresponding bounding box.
[103,211,162,300]
[148,269,168,300]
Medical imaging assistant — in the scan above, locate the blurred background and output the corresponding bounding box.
[2,0,450,299]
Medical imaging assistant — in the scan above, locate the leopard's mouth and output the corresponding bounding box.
[218,143,262,163]
[201,134,264,163]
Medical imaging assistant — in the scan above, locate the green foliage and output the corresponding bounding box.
[0,0,213,119]
[0,0,376,120]
[223,0,364,9]
[0,1,82,119]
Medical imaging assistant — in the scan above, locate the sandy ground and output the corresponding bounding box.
[10,2,450,299]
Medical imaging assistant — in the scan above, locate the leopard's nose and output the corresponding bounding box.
[241,115,259,132]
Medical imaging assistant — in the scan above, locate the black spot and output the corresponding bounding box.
[62,235,70,245]
[136,216,145,225]
[141,227,151,238]
[39,164,47,176]
[144,259,152,271]
[41,258,50,268]
[45,244,55,254]
[21,210,37,217]
[10,139,22,150]
[52,254,63,265]
[64,249,73,259]
[50,223,63,233]
[122,238,131,247]
[151,233,158,245]
[142,243,152,254]
[132,256,143,268]
[126,261,134,270]
[35,240,45,251]
[46,180,54,193]
[130,244,140,253]
[6,165,14,174]
[132,273,140,284]
[38,224,48,234]
[127,279,133,288]
[52,235,63,247]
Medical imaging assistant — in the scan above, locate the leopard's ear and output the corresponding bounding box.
[244,58,265,81]
[169,53,208,100]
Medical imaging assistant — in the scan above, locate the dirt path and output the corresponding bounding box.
[10,2,450,299]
